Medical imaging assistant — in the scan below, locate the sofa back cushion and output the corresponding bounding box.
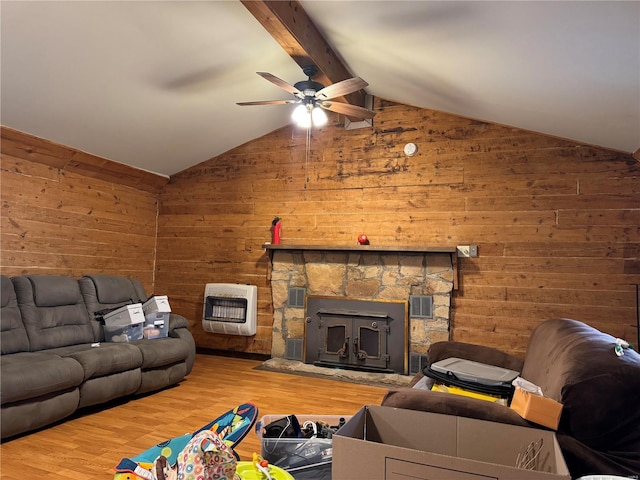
[1,275,30,354]
[80,275,143,306]
[78,274,147,341]
[12,275,96,350]
[521,318,638,399]
[522,318,640,453]
[79,275,146,310]
[130,278,147,303]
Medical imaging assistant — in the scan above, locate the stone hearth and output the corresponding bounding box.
[259,357,414,387]
[266,246,455,373]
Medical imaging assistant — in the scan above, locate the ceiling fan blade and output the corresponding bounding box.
[320,101,376,119]
[236,99,298,106]
[257,72,302,97]
[315,77,368,101]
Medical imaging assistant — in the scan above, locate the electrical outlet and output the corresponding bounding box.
[457,245,478,258]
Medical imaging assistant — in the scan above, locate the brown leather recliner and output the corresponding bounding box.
[382,318,640,478]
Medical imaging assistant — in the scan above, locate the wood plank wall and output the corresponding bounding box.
[2,96,639,359]
[157,98,640,357]
[0,127,166,290]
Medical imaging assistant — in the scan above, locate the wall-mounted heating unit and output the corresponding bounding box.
[202,283,257,336]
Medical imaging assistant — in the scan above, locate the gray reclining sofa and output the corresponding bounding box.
[1,273,196,439]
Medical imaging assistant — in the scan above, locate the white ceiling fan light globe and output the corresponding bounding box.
[292,104,311,128]
[311,106,328,127]
[298,112,312,129]
[291,104,307,123]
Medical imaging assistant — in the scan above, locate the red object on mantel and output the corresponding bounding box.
[357,234,369,245]
[271,217,281,245]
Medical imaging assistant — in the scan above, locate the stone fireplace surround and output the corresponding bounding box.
[265,245,455,375]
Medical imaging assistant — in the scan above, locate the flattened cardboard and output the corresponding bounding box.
[332,405,569,480]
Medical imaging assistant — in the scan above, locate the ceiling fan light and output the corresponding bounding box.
[292,104,311,128]
[311,106,328,127]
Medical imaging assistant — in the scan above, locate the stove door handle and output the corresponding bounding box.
[353,337,366,360]
[337,337,349,358]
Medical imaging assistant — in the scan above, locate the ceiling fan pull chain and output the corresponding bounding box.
[305,126,311,189]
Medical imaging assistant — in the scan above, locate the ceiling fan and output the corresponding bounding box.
[237,65,375,128]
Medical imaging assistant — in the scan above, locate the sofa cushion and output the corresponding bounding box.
[1,388,80,439]
[130,278,147,303]
[0,351,84,404]
[13,275,96,350]
[382,387,531,428]
[562,370,640,452]
[79,274,144,311]
[78,369,142,409]
[133,336,192,370]
[29,275,84,307]
[1,276,30,354]
[556,432,640,478]
[137,362,188,395]
[47,343,143,380]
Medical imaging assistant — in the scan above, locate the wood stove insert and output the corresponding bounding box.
[305,296,408,374]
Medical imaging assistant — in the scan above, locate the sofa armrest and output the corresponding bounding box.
[382,387,530,427]
[428,341,525,372]
[167,313,189,332]
[166,313,196,375]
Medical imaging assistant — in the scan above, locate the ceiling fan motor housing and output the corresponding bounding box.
[294,80,325,97]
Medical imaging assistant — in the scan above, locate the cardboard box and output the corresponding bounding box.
[256,414,351,479]
[103,303,145,327]
[332,405,569,480]
[105,322,143,342]
[143,312,169,339]
[510,387,563,430]
[143,295,171,314]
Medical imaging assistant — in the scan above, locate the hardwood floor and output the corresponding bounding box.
[0,354,389,479]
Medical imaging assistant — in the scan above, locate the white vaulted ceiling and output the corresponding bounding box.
[1,1,638,176]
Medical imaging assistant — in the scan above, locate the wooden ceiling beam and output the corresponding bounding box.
[241,0,367,110]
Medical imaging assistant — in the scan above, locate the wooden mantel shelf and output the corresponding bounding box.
[262,244,457,254]
[263,243,461,290]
